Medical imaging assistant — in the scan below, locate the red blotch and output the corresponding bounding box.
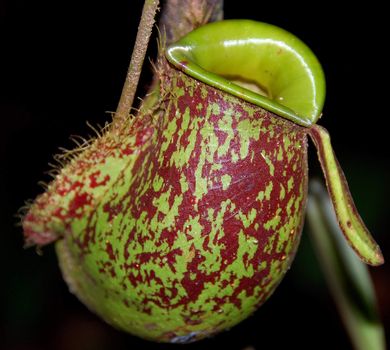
[68,192,92,218]
[105,241,116,261]
[89,171,110,188]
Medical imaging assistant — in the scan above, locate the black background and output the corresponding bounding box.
[1,1,389,349]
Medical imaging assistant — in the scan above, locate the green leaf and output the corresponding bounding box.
[307,179,385,350]
[308,125,383,266]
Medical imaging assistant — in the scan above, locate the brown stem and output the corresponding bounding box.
[114,0,160,126]
[159,0,224,44]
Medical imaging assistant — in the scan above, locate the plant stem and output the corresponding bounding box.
[114,0,160,126]
[159,0,224,44]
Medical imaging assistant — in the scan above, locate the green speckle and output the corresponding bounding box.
[287,177,294,192]
[160,117,177,155]
[231,150,239,163]
[261,151,275,176]
[152,175,163,192]
[236,208,257,229]
[264,234,276,254]
[172,85,185,99]
[211,103,220,115]
[211,163,223,172]
[152,188,171,215]
[217,109,234,157]
[236,119,262,159]
[184,215,204,241]
[194,135,208,200]
[180,173,189,193]
[279,184,286,200]
[265,181,273,200]
[201,86,208,99]
[276,216,297,253]
[182,106,190,129]
[286,196,295,216]
[257,181,274,203]
[264,208,282,231]
[221,174,232,190]
[169,108,197,169]
[283,134,292,151]
[201,118,219,164]
[277,146,283,161]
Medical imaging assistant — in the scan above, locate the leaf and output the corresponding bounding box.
[307,179,386,350]
[308,125,383,265]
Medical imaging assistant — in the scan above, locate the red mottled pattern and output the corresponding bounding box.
[23,64,309,343]
[23,116,154,246]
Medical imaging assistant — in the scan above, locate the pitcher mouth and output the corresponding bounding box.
[166,19,326,127]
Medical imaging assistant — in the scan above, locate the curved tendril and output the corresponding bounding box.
[308,125,384,266]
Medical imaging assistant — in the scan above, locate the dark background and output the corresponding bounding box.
[1,1,389,349]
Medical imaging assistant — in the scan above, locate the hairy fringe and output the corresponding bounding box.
[154,25,167,77]
[16,198,35,225]
[23,27,167,221]
[33,118,114,198]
